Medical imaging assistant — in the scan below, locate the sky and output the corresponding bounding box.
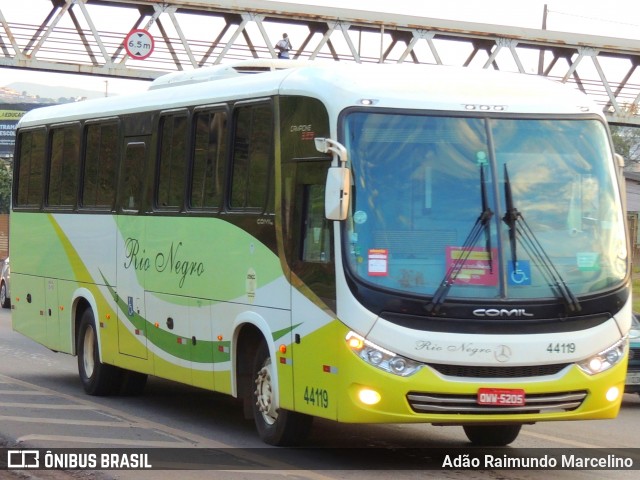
[1,0,639,96]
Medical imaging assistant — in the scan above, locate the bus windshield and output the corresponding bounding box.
[343,112,627,302]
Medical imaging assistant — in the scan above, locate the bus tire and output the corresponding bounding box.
[462,424,522,446]
[77,308,120,396]
[251,341,312,446]
[0,282,9,308]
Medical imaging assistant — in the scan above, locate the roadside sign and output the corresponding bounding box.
[124,29,154,60]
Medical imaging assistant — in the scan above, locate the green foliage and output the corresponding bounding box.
[610,125,640,168]
[0,162,11,214]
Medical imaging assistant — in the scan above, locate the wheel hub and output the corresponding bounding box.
[255,363,278,425]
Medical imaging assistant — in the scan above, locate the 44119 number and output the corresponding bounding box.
[304,386,329,408]
[546,342,576,354]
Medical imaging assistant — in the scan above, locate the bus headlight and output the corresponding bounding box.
[346,331,421,377]
[577,337,627,376]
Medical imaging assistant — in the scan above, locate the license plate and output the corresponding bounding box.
[626,371,640,385]
[477,388,526,406]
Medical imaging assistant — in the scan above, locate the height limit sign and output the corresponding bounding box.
[125,29,154,60]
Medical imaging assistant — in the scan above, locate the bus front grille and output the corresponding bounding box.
[406,391,587,414]
[427,363,570,378]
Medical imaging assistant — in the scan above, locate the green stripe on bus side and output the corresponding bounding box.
[47,214,221,365]
[273,323,302,341]
[99,272,228,364]
[100,271,305,364]
[49,214,301,366]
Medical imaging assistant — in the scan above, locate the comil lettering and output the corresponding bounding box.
[290,124,312,132]
[473,308,534,317]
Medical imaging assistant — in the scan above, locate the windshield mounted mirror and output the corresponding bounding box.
[315,137,351,221]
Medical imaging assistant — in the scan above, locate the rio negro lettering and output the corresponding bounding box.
[124,237,205,288]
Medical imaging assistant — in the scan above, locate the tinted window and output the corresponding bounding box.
[191,110,227,209]
[48,125,80,207]
[82,122,118,208]
[120,141,147,212]
[230,103,272,209]
[16,129,46,207]
[158,114,188,209]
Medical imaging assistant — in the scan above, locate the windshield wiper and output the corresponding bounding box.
[427,164,493,314]
[502,164,581,313]
[502,165,519,271]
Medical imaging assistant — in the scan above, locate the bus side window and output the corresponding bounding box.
[119,141,147,212]
[301,184,331,263]
[82,122,119,209]
[15,128,46,208]
[230,102,273,210]
[48,125,80,208]
[191,109,227,210]
[157,113,188,209]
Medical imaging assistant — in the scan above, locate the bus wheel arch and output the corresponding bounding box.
[73,296,147,396]
[73,297,92,356]
[234,322,313,446]
[235,323,263,415]
[75,303,120,396]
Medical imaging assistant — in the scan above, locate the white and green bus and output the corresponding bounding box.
[10,60,631,446]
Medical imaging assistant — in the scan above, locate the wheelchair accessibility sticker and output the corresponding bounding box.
[508,261,531,285]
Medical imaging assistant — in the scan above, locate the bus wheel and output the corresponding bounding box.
[0,282,9,308]
[251,341,312,445]
[77,309,120,396]
[463,424,522,446]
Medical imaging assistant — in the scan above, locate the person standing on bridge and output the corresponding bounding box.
[275,33,292,59]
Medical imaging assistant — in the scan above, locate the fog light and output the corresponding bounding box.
[358,388,381,405]
[606,386,620,402]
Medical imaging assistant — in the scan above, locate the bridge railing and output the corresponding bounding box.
[1,0,640,125]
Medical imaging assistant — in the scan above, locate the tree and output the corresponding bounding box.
[0,163,11,214]
[610,125,640,170]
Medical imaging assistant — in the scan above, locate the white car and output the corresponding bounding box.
[1,257,9,308]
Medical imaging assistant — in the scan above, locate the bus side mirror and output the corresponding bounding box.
[615,153,625,174]
[615,153,627,213]
[315,137,351,221]
[325,166,351,221]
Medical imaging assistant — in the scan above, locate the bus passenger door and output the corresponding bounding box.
[285,159,339,419]
[116,137,149,359]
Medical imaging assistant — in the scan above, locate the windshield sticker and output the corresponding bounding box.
[576,252,600,271]
[446,246,498,286]
[353,210,368,224]
[508,260,531,286]
[368,248,388,276]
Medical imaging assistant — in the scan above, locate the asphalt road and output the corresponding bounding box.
[0,307,638,480]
